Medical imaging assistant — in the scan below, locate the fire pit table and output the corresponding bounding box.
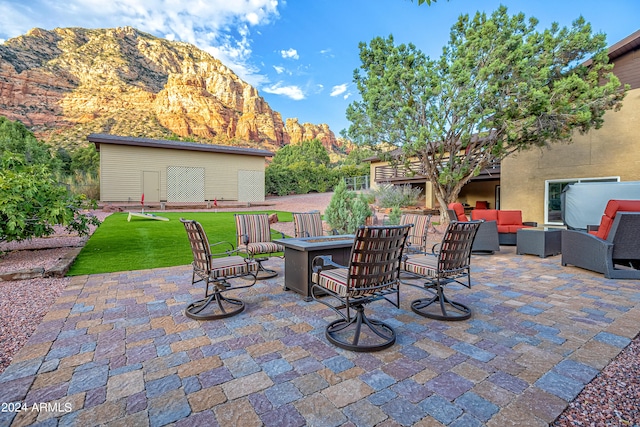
[273,235,355,301]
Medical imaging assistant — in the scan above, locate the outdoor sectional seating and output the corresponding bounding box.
[447,203,500,254]
[562,200,640,279]
[469,207,537,245]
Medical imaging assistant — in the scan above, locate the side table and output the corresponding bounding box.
[516,227,563,258]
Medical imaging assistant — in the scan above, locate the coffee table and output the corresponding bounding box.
[273,235,354,301]
[516,227,563,258]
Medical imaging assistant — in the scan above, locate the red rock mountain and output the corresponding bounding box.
[0,26,343,152]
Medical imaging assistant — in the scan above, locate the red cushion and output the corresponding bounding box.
[475,201,489,209]
[507,225,531,233]
[471,209,498,221]
[497,210,523,226]
[595,215,613,240]
[447,203,468,221]
[603,200,640,218]
[497,225,510,234]
[597,200,640,239]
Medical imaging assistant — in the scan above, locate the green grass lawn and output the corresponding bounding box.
[68,211,292,276]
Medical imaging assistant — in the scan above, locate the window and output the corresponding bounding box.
[544,177,619,225]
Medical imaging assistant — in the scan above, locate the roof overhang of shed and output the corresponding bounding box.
[87,133,274,158]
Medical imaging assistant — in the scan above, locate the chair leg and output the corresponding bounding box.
[185,291,245,320]
[411,285,471,321]
[325,304,396,352]
[254,257,278,279]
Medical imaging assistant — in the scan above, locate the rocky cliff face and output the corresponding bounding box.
[0,26,341,152]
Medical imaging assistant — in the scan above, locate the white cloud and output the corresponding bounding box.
[330,84,348,97]
[0,0,281,84]
[273,65,285,74]
[280,48,299,60]
[343,93,352,100]
[262,82,305,100]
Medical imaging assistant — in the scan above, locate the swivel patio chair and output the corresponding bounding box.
[293,211,324,238]
[399,213,432,254]
[292,211,337,238]
[181,219,258,320]
[311,224,411,352]
[235,213,285,279]
[402,220,481,321]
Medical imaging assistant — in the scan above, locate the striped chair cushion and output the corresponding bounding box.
[312,267,396,298]
[402,255,439,278]
[293,212,324,238]
[246,242,284,256]
[235,214,272,246]
[208,256,258,278]
[312,268,351,297]
[400,214,430,249]
[402,254,466,279]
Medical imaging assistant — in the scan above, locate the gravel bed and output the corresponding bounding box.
[0,277,69,373]
[552,333,640,425]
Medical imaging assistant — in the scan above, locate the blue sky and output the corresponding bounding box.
[1,0,638,137]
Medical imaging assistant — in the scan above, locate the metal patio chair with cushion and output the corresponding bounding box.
[292,211,337,238]
[181,219,258,320]
[310,225,411,352]
[402,220,481,321]
[235,213,285,279]
[399,213,432,254]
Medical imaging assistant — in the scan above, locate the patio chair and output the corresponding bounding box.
[292,211,337,238]
[235,213,285,279]
[311,224,411,352]
[402,220,481,321]
[561,212,640,279]
[181,219,258,320]
[399,213,432,254]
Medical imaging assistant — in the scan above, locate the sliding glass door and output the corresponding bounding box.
[544,177,619,225]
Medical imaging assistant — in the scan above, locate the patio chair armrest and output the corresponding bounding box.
[209,241,237,256]
[312,255,345,273]
[239,233,250,245]
[523,221,537,227]
[561,229,613,275]
[431,242,441,255]
[271,229,286,239]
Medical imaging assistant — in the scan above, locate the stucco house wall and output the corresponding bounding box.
[500,87,640,224]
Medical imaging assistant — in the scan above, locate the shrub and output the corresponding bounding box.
[373,183,422,208]
[324,180,373,234]
[387,206,402,225]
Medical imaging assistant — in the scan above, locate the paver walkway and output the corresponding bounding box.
[1,246,639,426]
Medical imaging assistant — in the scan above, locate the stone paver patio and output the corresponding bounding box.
[1,245,639,426]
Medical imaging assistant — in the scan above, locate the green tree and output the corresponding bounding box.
[271,139,330,167]
[346,7,626,218]
[0,116,54,167]
[0,117,101,242]
[70,145,100,175]
[0,153,101,242]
